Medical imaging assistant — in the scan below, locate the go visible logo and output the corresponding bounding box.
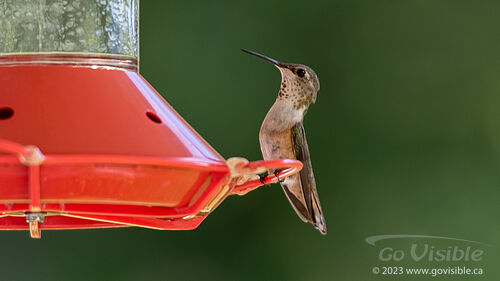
[366,235,489,262]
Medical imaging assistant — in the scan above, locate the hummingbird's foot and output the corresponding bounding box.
[259,174,269,186]
[274,169,285,183]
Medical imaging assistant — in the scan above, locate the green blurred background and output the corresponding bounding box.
[2,0,500,280]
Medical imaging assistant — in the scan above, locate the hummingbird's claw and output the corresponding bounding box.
[274,169,284,183]
[259,174,269,186]
[258,170,285,186]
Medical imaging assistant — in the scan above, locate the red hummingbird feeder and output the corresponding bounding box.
[0,0,302,238]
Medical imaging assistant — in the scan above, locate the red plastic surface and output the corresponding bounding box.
[0,59,231,233]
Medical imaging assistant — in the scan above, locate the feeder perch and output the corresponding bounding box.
[0,0,302,238]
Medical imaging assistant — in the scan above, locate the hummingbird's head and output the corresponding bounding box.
[278,63,320,103]
[241,49,320,109]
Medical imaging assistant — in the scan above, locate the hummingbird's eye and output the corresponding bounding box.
[297,69,306,77]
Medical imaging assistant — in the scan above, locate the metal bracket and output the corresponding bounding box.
[25,212,46,239]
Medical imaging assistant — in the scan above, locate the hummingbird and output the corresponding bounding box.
[242,49,326,235]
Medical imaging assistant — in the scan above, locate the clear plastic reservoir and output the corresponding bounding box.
[0,0,139,69]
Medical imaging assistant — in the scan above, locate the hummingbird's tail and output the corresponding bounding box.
[280,174,327,235]
[311,189,327,234]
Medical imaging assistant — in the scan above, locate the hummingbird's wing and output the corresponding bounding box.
[279,121,327,234]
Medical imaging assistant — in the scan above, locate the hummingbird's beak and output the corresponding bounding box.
[241,49,284,67]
